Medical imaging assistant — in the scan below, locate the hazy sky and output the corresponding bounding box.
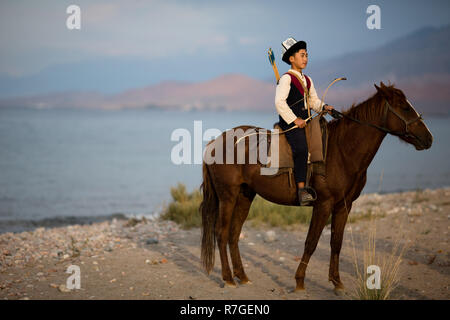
[0,0,449,79]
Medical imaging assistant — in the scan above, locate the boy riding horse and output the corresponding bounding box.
[275,37,334,204]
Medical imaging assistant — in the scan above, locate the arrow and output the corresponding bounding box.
[268,48,280,84]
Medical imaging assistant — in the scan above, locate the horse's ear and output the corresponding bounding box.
[375,82,390,99]
[375,82,392,100]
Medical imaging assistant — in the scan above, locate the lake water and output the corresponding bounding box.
[0,107,449,232]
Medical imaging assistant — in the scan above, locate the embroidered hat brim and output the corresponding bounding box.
[282,40,307,64]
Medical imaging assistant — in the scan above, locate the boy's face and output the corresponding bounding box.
[289,49,308,69]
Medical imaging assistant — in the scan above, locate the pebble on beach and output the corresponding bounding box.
[264,230,277,243]
[145,238,159,245]
[58,284,71,293]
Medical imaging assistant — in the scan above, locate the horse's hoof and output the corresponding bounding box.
[224,281,237,288]
[293,287,308,299]
[239,279,252,285]
[333,287,346,296]
[294,286,306,292]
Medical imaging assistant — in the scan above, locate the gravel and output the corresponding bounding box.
[0,217,179,273]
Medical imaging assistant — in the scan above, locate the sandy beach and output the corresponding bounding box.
[0,188,448,300]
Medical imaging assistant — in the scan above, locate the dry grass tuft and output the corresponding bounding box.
[349,220,408,300]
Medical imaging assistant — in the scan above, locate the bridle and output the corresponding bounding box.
[235,90,424,147]
[334,99,423,139]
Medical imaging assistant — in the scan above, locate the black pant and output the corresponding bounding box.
[284,127,308,184]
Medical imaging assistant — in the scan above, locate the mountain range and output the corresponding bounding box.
[1,25,449,115]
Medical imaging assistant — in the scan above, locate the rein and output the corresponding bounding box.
[332,99,423,139]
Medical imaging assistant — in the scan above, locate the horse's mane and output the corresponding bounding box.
[327,84,398,134]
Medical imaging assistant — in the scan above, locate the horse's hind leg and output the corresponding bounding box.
[216,186,240,287]
[229,185,255,284]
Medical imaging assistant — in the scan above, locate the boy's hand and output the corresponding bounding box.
[324,104,334,114]
[293,117,307,128]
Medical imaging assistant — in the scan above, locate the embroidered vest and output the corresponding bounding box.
[278,72,311,130]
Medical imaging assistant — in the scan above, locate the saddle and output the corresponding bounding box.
[259,116,329,189]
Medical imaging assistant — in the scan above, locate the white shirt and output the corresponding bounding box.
[275,69,325,125]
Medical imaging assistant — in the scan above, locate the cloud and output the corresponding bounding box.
[0,0,235,75]
[1,0,449,78]
[238,36,261,46]
[83,3,121,24]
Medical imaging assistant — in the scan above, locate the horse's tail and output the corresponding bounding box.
[200,161,218,274]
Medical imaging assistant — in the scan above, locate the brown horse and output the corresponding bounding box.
[199,82,433,292]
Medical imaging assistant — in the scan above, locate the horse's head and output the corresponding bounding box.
[374,82,433,150]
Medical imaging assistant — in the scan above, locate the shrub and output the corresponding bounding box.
[159,183,203,229]
[160,184,319,229]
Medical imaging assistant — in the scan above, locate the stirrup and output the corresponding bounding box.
[298,187,317,206]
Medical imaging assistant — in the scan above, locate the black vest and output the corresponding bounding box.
[278,78,309,131]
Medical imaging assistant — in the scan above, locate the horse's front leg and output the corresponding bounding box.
[295,200,332,291]
[328,203,350,293]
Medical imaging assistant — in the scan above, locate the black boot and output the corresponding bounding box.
[298,187,317,206]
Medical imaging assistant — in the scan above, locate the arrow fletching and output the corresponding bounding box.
[268,48,275,66]
[267,47,280,83]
